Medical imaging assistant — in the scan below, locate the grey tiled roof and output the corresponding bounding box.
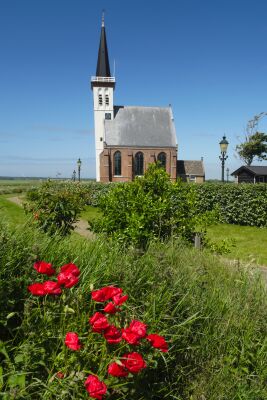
[231,165,267,176]
[177,160,205,176]
[104,106,177,147]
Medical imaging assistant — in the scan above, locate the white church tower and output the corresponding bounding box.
[91,14,115,181]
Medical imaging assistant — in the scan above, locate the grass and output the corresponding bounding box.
[207,223,267,266]
[80,205,102,221]
[0,194,27,226]
[0,222,266,399]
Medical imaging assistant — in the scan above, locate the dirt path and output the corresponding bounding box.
[8,196,24,206]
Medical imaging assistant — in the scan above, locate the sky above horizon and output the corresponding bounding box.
[0,0,267,179]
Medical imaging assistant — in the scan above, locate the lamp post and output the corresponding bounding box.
[226,167,229,182]
[77,158,82,182]
[72,170,76,182]
[219,135,229,182]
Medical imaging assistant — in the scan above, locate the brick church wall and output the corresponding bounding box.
[100,147,177,182]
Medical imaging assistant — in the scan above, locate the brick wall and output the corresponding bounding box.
[100,147,177,182]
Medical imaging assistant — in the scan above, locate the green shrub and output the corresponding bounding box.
[89,164,210,249]
[25,181,85,236]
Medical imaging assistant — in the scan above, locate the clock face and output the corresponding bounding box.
[105,113,111,120]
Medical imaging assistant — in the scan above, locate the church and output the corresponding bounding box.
[91,17,203,183]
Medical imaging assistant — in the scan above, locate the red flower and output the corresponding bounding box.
[113,293,128,306]
[60,263,80,276]
[91,286,123,302]
[89,312,109,333]
[56,371,65,379]
[64,332,81,351]
[147,334,168,352]
[34,261,55,276]
[84,375,107,400]
[57,271,79,288]
[104,325,122,344]
[108,362,129,377]
[128,320,147,338]
[103,302,120,314]
[43,281,62,295]
[121,352,146,374]
[121,328,140,345]
[28,283,46,296]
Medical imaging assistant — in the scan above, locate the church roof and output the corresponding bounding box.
[104,106,177,148]
[96,17,111,77]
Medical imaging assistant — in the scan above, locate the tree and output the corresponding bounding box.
[236,112,267,165]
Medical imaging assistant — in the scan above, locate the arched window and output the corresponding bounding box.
[114,151,121,176]
[134,152,144,176]
[157,152,166,170]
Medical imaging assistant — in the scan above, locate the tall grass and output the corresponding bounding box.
[0,222,267,399]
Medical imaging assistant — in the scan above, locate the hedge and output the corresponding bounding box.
[192,183,267,227]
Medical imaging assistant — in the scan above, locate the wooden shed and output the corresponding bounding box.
[231,166,267,183]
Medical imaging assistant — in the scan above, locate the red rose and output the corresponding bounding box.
[56,371,65,379]
[121,328,140,345]
[128,320,147,338]
[104,325,122,344]
[84,375,107,400]
[121,352,146,374]
[65,332,81,351]
[113,293,128,306]
[91,286,123,302]
[28,283,46,296]
[60,263,80,276]
[108,362,129,377]
[57,271,79,288]
[43,281,62,295]
[89,312,109,333]
[147,334,168,352]
[34,261,55,276]
[103,302,120,314]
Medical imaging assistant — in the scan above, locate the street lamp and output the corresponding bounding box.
[72,170,76,182]
[219,135,229,182]
[226,167,229,182]
[77,158,82,182]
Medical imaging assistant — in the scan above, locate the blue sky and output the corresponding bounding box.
[0,0,267,179]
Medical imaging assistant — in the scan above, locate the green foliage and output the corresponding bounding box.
[236,112,267,165]
[0,222,266,399]
[191,183,267,227]
[90,164,208,249]
[25,181,85,236]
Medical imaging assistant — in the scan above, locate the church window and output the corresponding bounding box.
[114,151,121,176]
[105,94,109,106]
[157,152,166,170]
[105,113,111,120]
[98,94,103,106]
[134,152,144,176]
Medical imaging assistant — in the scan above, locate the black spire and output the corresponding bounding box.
[96,13,111,77]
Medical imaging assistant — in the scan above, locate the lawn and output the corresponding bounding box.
[207,223,267,266]
[0,194,27,225]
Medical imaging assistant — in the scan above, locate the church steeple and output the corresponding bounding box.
[96,12,111,77]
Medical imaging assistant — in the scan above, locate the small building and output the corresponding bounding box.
[177,160,205,183]
[231,165,267,183]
